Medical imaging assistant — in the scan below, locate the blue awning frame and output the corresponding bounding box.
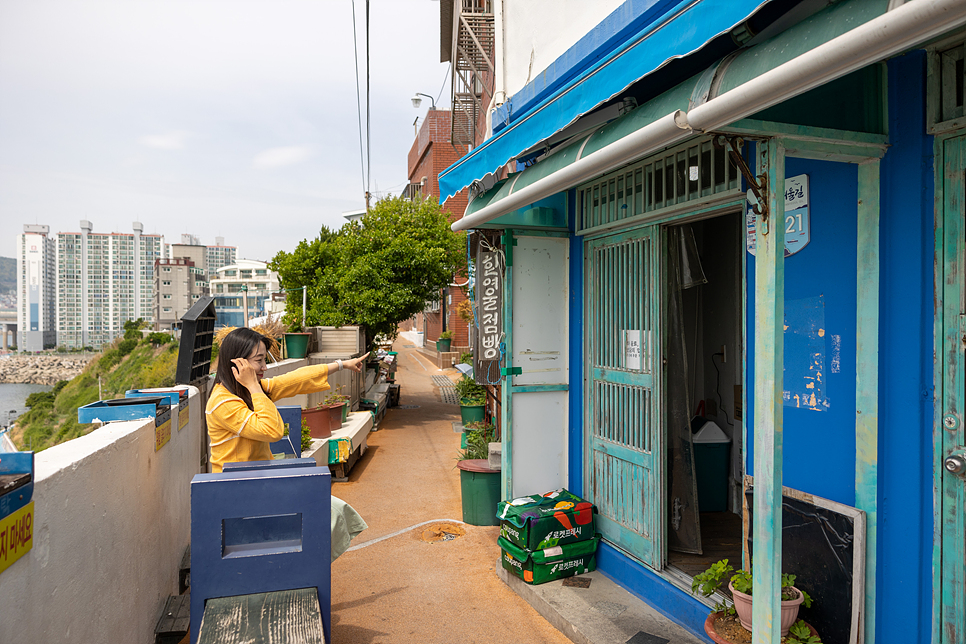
[438,0,772,202]
[451,0,966,232]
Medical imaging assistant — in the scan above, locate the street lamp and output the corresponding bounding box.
[411,92,436,110]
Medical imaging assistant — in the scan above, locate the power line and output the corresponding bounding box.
[351,0,366,205]
[365,0,371,212]
[436,61,451,107]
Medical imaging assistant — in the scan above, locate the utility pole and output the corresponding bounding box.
[240,285,249,327]
[302,286,307,330]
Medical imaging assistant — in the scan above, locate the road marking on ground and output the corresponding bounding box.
[346,518,468,552]
[408,350,430,372]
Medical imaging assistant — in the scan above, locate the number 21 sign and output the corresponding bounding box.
[746,174,810,257]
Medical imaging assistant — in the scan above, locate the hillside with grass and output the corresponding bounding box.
[0,256,14,294]
[15,332,181,451]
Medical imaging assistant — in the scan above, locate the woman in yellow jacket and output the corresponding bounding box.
[205,327,365,472]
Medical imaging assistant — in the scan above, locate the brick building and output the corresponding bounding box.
[405,109,472,353]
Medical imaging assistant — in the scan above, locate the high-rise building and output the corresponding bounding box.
[206,237,237,278]
[154,257,209,331]
[16,224,57,351]
[57,221,162,349]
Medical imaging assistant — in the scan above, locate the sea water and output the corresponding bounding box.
[0,382,53,428]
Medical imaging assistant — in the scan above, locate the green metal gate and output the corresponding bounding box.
[585,227,661,568]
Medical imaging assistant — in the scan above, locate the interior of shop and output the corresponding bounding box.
[666,211,744,577]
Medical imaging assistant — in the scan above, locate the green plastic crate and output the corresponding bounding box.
[497,488,596,550]
[499,534,599,585]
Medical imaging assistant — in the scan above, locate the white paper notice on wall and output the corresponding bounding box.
[624,330,641,371]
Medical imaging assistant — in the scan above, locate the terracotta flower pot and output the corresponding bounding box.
[301,407,330,439]
[318,403,344,431]
[704,611,819,644]
[727,581,804,637]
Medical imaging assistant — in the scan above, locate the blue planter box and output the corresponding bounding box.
[125,388,186,406]
[78,397,168,425]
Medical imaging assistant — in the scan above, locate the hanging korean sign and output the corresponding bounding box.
[475,250,504,384]
[746,174,810,257]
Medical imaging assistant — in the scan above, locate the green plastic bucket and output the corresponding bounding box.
[457,459,501,526]
[460,403,484,425]
[284,333,311,359]
[437,338,452,352]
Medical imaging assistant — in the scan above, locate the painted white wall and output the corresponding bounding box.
[0,386,204,644]
[498,0,624,104]
[507,236,570,497]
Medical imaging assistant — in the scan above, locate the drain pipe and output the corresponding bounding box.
[687,0,966,132]
[452,0,966,233]
[452,111,691,232]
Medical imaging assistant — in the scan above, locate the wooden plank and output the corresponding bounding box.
[855,159,880,644]
[156,593,191,640]
[198,588,324,644]
[752,137,785,644]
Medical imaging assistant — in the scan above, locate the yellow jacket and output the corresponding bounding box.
[205,363,331,472]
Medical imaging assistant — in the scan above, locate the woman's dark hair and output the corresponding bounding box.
[216,327,271,410]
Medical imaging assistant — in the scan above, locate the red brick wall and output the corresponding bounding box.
[407,109,473,348]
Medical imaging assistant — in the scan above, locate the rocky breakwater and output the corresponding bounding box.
[0,355,92,385]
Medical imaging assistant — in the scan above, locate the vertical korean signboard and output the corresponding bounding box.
[475,250,504,384]
[0,501,34,574]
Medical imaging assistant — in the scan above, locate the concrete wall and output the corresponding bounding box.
[0,386,205,644]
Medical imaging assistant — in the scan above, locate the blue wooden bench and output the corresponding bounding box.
[190,460,331,644]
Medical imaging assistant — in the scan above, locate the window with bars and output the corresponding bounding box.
[576,138,740,233]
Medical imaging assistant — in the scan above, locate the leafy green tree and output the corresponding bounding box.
[270,196,466,347]
[123,318,147,340]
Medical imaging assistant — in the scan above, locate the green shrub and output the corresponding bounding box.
[117,338,138,356]
[301,418,312,452]
[25,391,55,408]
[145,332,172,347]
[459,352,473,365]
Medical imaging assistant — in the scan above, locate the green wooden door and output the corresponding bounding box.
[585,227,661,568]
[941,134,966,644]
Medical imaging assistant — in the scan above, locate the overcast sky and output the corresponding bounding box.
[0,0,449,262]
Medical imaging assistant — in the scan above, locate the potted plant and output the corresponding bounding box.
[437,330,454,353]
[301,404,330,439]
[454,375,486,425]
[691,559,819,642]
[283,318,312,359]
[325,386,351,424]
[455,421,500,526]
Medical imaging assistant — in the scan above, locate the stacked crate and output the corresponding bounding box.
[497,489,599,585]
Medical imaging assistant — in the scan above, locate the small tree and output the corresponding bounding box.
[270,196,466,349]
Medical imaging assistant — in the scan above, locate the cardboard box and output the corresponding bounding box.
[497,489,596,551]
[499,535,599,585]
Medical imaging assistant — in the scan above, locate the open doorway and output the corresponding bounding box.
[665,211,744,577]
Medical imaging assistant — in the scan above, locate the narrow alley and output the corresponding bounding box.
[327,341,573,644]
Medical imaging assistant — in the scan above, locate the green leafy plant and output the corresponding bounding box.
[729,569,813,605]
[691,559,816,628]
[459,352,473,365]
[301,418,312,452]
[787,620,822,644]
[439,330,454,340]
[454,376,486,405]
[691,559,735,614]
[323,385,350,406]
[457,421,497,461]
